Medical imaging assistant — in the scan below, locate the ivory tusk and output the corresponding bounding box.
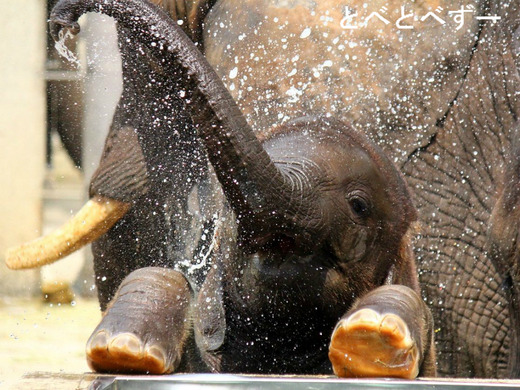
[5,195,130,270]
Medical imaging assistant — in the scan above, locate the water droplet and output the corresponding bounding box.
[229,67,238,79]
[300,28,311,39]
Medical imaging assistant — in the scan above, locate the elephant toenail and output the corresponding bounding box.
[109,333,143,356]
[381,315,408,338]
[87,330,108,351]
[146,345,166,362]
[346,308,380,326]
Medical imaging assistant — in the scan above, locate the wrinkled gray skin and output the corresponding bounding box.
[201,0,520,378]
[51,0,519,378]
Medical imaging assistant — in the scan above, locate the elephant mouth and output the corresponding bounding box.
[254,254,321,279]
[251,238,331,281]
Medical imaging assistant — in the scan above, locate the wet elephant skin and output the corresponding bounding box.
[47,0,520,379]
[203,0,520,378]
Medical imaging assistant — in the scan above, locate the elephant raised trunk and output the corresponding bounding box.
[49,0,321,248]
[5,0,320,270]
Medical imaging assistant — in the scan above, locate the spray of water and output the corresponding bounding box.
[54,28,80,67]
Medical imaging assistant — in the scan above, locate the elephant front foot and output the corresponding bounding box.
[329,308,419,378]
[86,267,193,374]
[87,330,172,374]
[328,284,435,378]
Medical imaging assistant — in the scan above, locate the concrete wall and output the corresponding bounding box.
[0,1,46,295]
[0,7,121,297]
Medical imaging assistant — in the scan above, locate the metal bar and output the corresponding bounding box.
[93,374,520,390]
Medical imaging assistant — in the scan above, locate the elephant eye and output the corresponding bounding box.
[349,195,371,219]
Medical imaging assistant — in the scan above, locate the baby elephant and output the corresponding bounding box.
[14,0,436,378]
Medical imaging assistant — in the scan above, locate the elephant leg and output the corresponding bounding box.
[86,267,193,374]
[488,122,520,375]
[329,285,435,379]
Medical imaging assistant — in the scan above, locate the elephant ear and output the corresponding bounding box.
[90,126,149,201]
[200,0,484,168]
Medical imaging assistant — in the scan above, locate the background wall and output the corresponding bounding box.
[0,0,46,296]
[0,3,121,297]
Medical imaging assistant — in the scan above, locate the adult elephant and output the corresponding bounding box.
[7,0,520,379]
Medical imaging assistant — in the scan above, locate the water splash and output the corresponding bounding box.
[54,28,80,67]
[175,212,221,277]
